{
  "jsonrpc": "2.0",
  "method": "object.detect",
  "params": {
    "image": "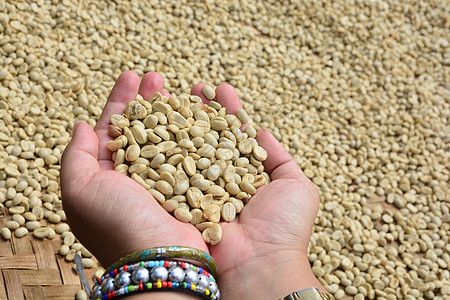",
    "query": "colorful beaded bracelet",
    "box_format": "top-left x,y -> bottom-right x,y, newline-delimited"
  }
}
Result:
104,246 -> 218,278
90,259 -> 220,300
99,259 -> 216,284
